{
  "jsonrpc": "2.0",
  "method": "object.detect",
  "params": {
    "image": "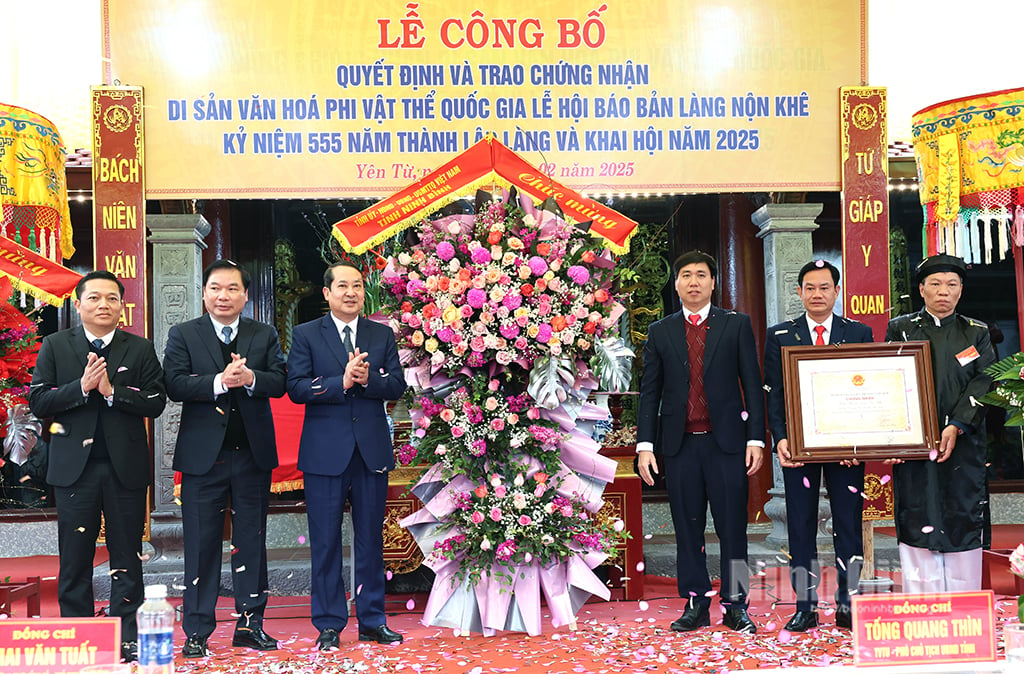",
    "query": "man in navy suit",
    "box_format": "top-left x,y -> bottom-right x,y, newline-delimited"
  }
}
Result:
163,260 -> 287,657
287,262 -> 406,649
30,271 -> 166,663
637,250 -> 765,634
763,260 -> 874,632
